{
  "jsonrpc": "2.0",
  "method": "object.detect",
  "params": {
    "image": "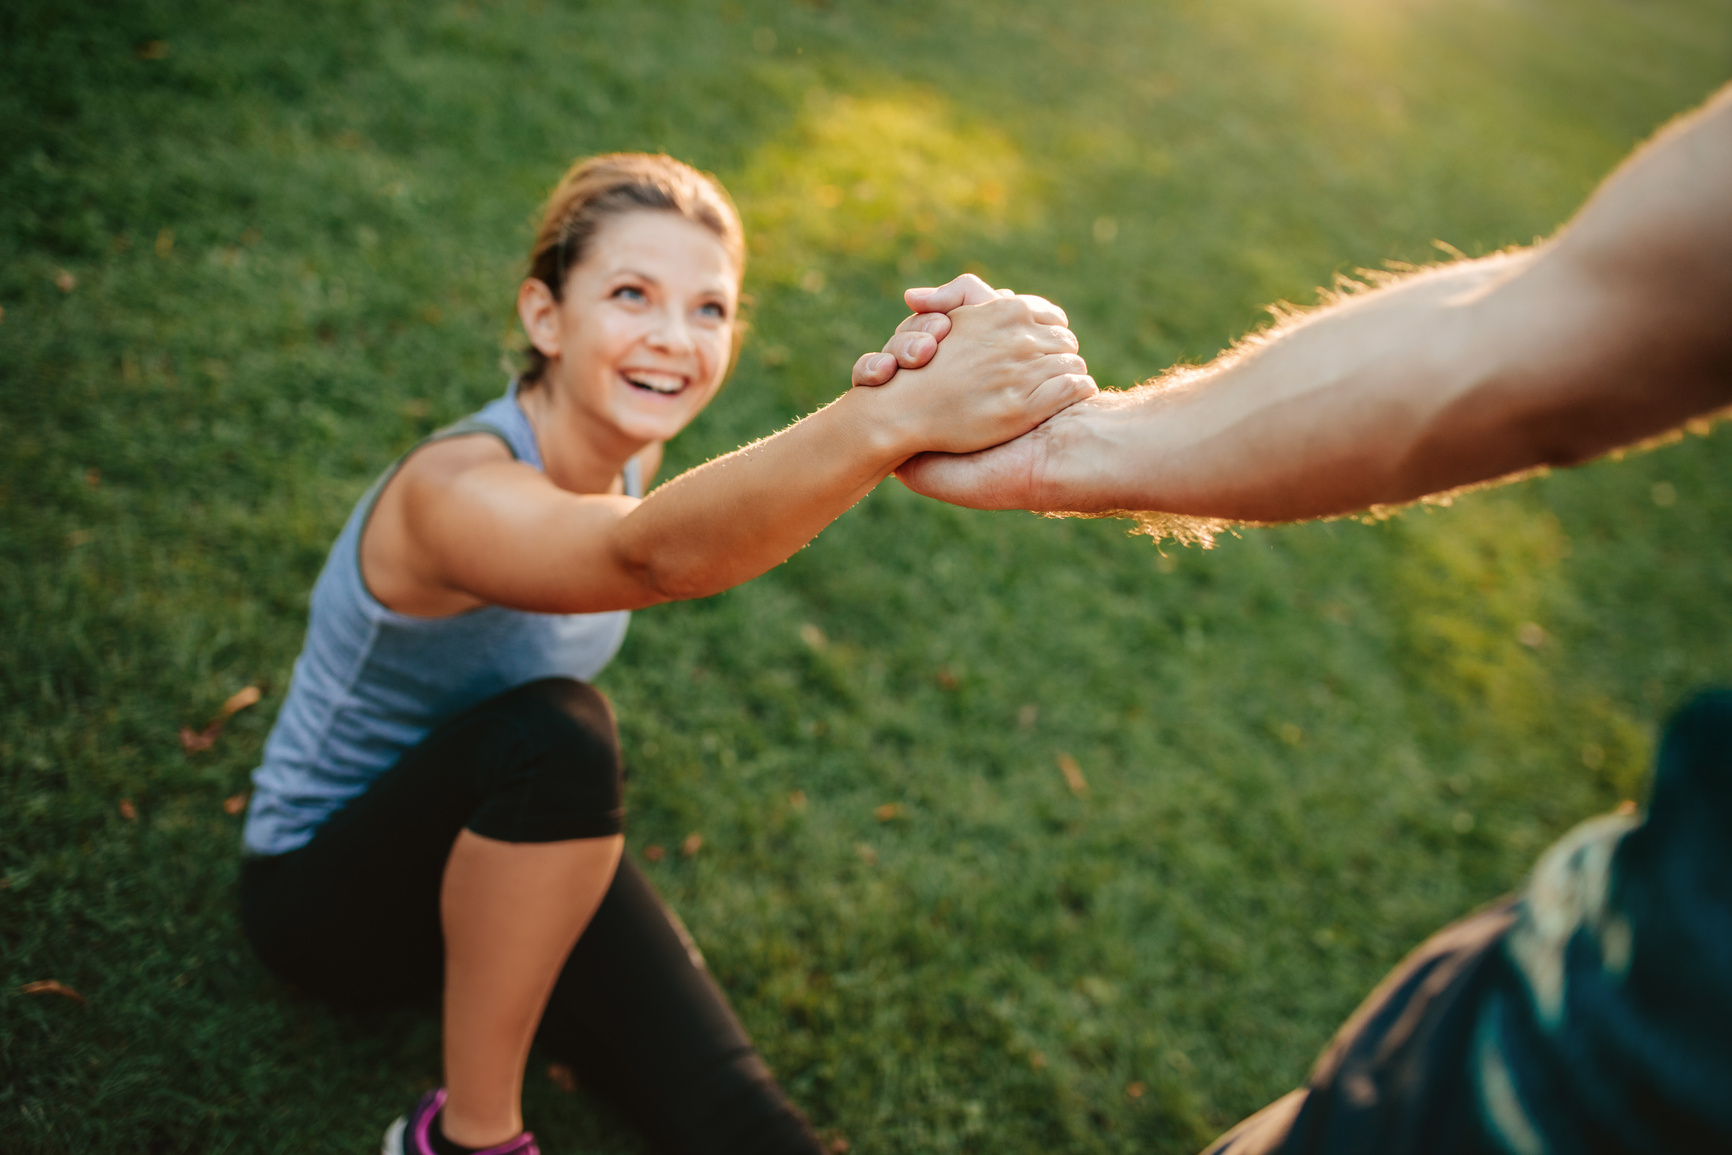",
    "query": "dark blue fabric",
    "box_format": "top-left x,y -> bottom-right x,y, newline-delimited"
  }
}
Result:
1205,689 -> 1732,1155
